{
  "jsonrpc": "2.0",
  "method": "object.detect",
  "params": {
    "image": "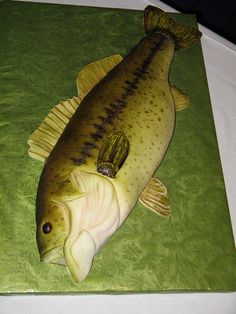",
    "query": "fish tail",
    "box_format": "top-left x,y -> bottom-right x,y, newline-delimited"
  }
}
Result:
144,6 -> 202,49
